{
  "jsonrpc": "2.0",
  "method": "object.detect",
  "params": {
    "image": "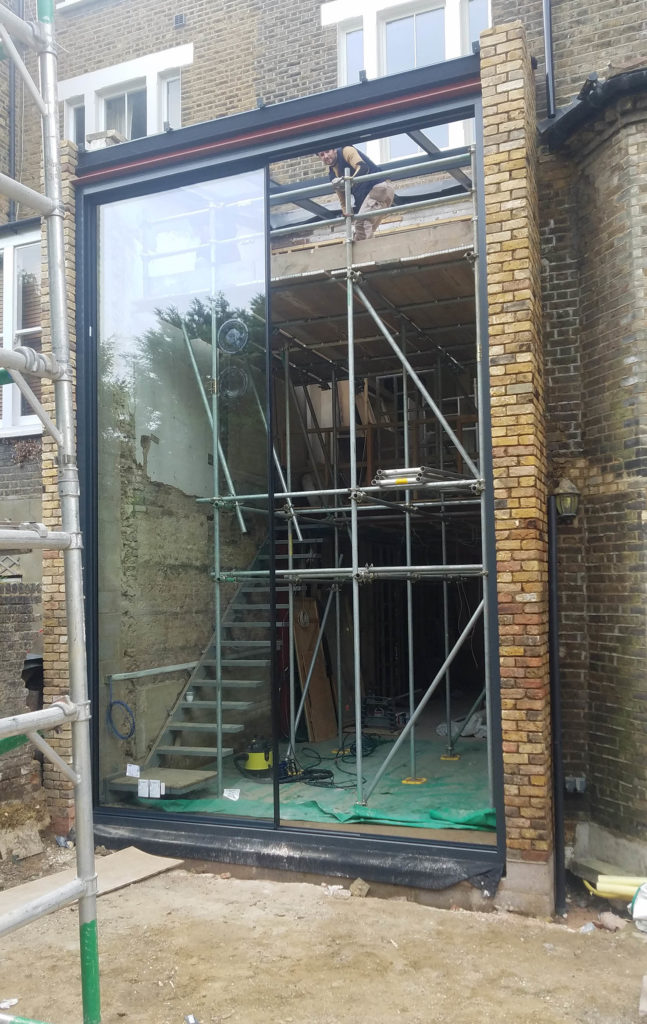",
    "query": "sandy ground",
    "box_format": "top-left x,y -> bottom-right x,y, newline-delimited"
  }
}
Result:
1,857 -> 646,1024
